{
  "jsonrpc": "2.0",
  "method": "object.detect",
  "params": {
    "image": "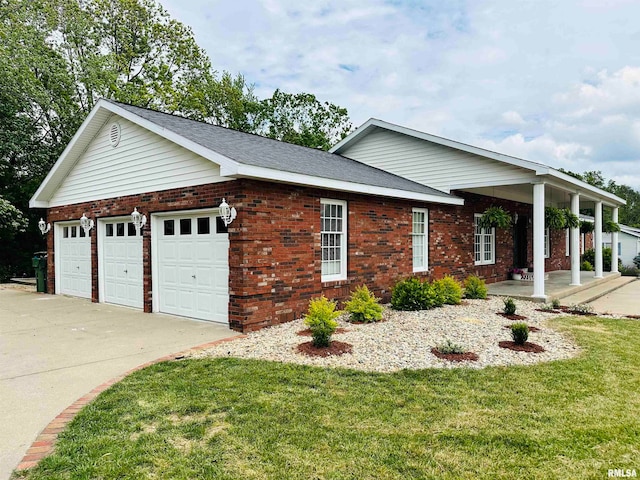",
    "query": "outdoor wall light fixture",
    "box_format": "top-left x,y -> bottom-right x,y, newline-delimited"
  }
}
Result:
38,218 -> 51,235
80,213 -> 94,235
219,198 -> 237,226
131,207 -> 147,234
